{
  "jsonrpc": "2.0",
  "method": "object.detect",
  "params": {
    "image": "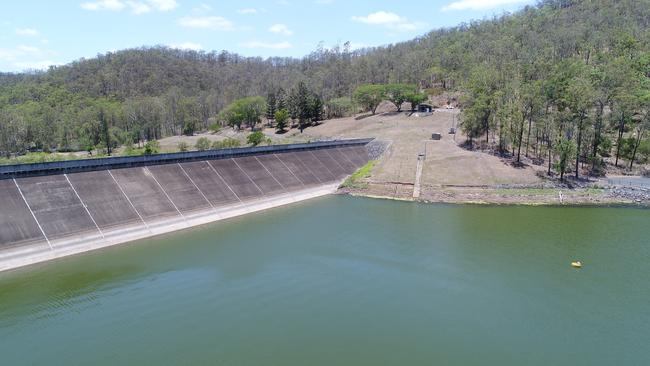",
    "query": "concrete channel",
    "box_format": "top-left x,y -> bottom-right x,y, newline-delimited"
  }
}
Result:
0,140 -> 372,272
